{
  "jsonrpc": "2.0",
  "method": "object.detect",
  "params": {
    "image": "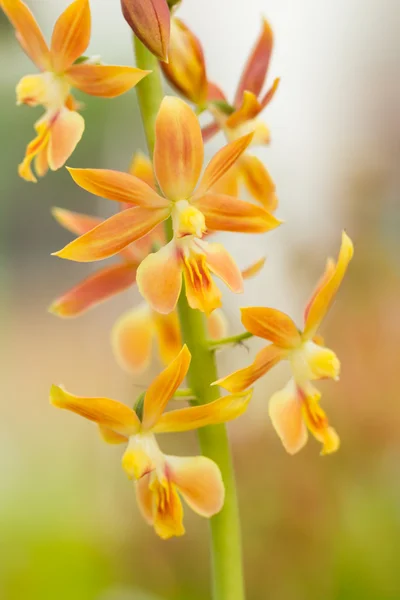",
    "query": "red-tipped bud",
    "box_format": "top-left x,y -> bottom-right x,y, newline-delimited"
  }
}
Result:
121,0 -> 170,62
161,17 -> 207,105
